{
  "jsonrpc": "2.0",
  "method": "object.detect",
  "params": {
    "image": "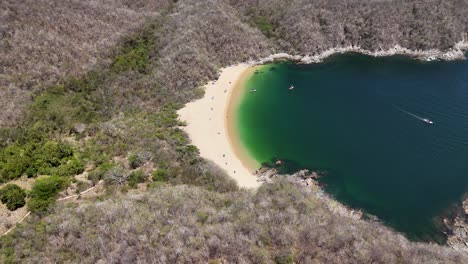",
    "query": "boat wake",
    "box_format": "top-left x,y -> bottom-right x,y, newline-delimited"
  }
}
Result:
395,106 -> 434,124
